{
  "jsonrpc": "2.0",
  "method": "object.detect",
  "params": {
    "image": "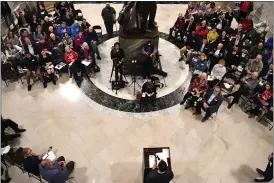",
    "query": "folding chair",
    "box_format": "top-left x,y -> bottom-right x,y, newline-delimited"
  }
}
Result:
92,25 -> 103,43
